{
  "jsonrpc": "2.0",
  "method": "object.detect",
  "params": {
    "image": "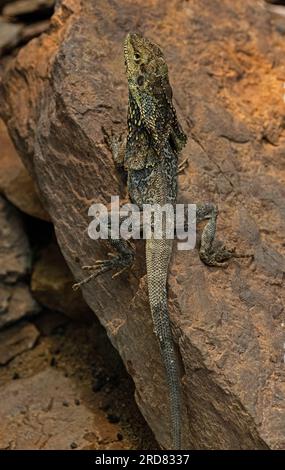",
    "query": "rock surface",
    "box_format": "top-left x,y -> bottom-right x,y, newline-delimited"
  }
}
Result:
0,321 -> 39,365
31,243 -> 94,321
0,0 -> 285,449
0,283 -> 39,329
0,119 -> 49,220
0,314 -> 156,450
0,367 -> 130,449
0,195 -> 40,327
0,195 -> 30,282
2,0 -> 54,17
0,18 -> 22,54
